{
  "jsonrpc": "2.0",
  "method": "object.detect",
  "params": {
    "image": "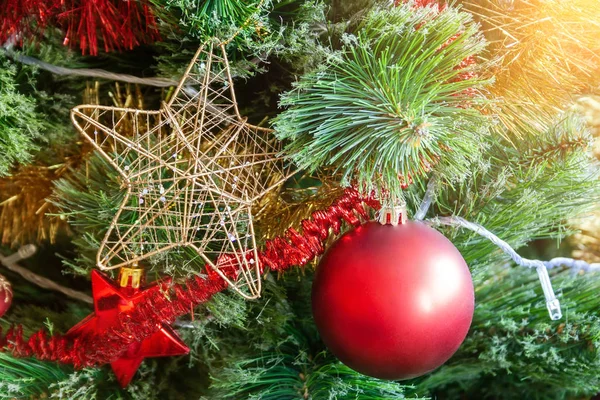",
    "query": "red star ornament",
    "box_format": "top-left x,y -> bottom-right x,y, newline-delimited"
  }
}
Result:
68,270 -> 189,387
